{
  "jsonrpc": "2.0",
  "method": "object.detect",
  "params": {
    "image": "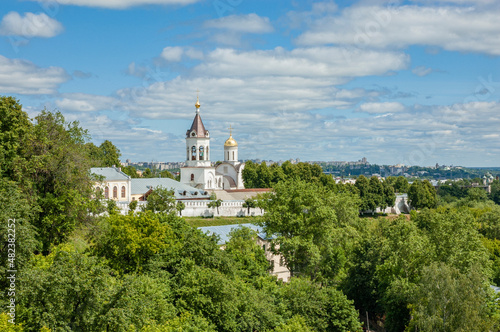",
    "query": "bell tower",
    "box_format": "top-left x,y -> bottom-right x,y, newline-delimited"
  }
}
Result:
185,94 -> 211,167
224,125 -> 238,165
